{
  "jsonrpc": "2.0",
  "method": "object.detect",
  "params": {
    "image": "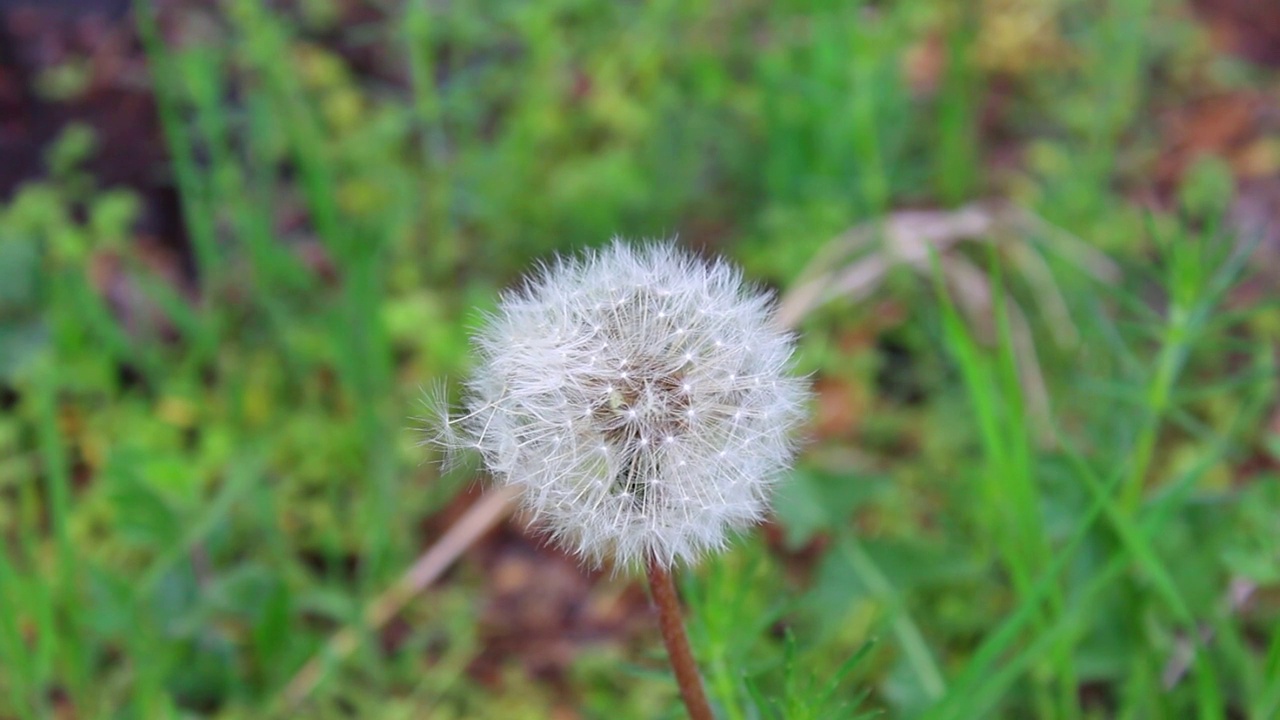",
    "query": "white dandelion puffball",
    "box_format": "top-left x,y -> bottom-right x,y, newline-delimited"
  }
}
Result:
436,241 -> 809,568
